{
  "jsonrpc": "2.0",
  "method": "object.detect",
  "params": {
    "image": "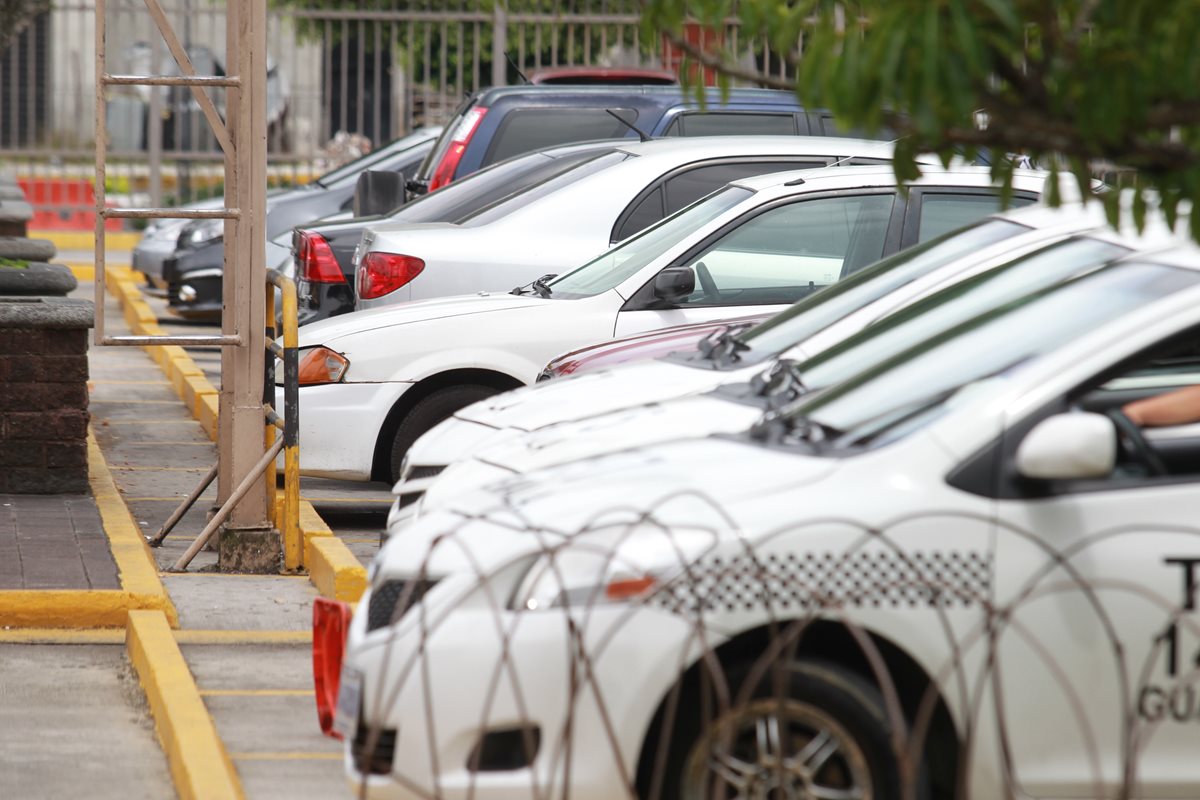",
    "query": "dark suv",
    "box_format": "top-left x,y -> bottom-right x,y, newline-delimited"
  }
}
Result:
409,85 -> 856,195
